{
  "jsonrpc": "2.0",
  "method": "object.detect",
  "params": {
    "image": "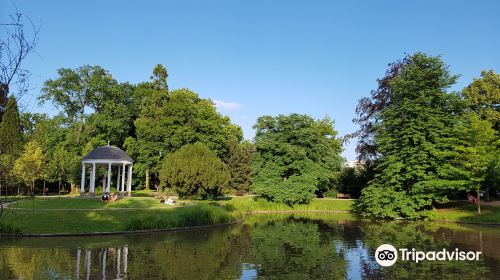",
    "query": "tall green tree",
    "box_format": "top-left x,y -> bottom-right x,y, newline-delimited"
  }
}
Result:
453,114 -> 496,213
13,140 -> 45,194
225,139 -> 256,194
462,70 -> 500,132
46,145 -> 78,196
150,64 -> 168,91
356,53 -> 468,218
0,97 -> 23,194
160,142 -> 230,199
0,97 -> 23,155
125,66 -> 241,191
39,65 -> 119,118
252,114 -> 343,205
39,65 -> 120,137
